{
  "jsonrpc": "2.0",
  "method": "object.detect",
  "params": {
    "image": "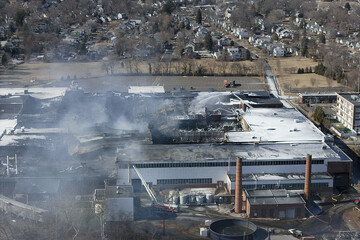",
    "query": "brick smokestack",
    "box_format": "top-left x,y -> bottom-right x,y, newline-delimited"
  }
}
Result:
235,157 -> 242,213
304,154 -> 312,204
